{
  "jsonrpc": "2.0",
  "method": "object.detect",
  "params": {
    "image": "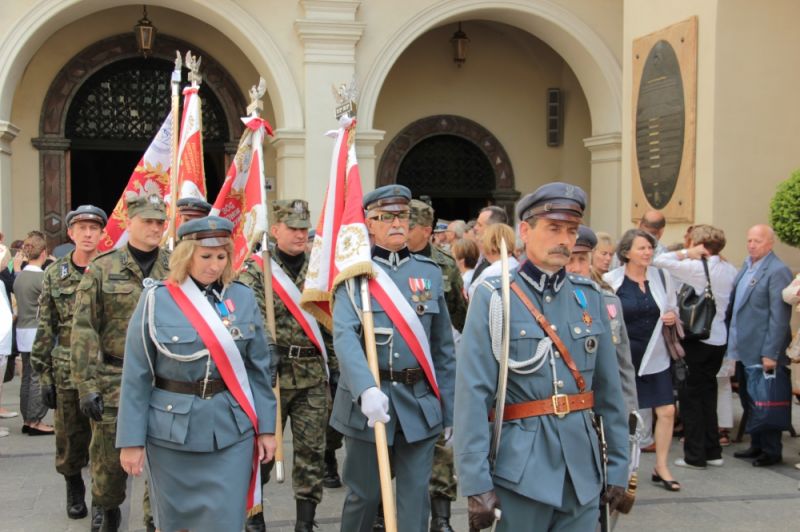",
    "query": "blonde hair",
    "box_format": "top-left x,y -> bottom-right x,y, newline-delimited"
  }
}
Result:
168,240 -> 235,286
689,224 -> 726,255
595,231 -> 614,249
482,223 -> 516,257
